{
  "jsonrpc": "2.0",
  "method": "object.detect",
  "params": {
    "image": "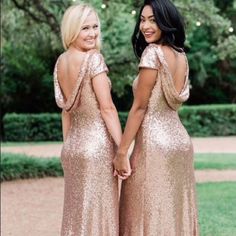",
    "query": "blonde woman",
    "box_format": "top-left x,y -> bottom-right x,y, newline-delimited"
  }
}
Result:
53,3 -> 121,235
